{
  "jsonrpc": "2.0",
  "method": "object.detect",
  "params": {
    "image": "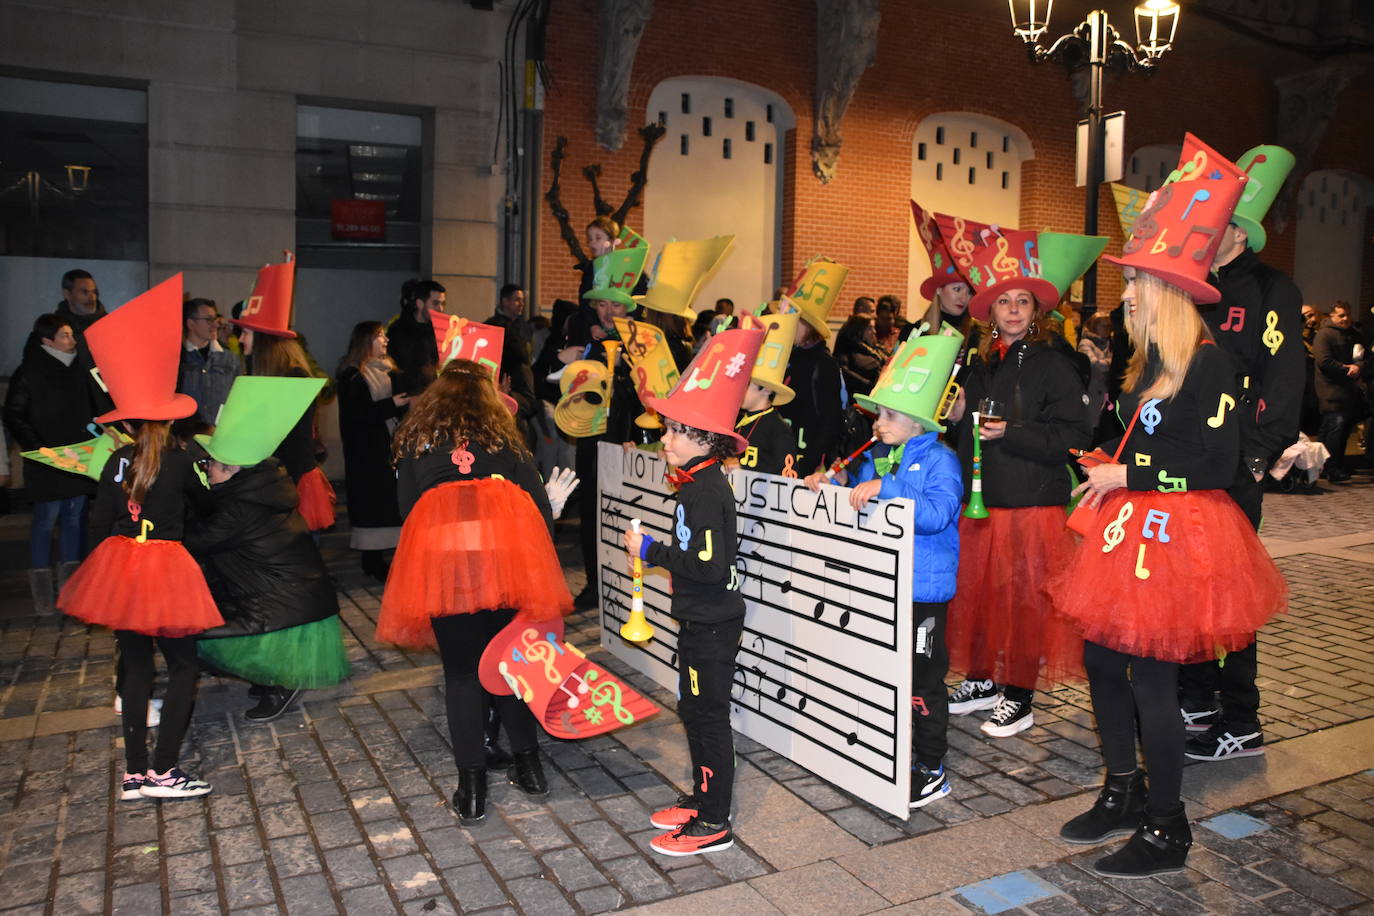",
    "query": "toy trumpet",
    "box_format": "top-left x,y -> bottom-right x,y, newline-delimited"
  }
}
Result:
620,519 -> 656,643
963,411 -> 990,519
